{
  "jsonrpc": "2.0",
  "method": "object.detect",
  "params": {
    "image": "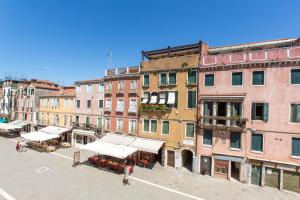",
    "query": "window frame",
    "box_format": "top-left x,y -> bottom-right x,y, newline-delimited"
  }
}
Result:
116,98 -> 124,111
161,120 -> 170,135
186,90 -> 197,109
291,68 -> 300,85
204,73 -> 215,87
290,103 -> 300,123
128,119 -> 137,134
251,102 -> 269,122
185,122 -> 196,139
187,69 -> 197,84
231,71 -> 243,86
230,131 -> 241,150
116,118 -> 124,132
143,119 -> 157,133
292,137 -> 300,158
203,129 -> 213,146
251,132 -> 264,153
252,70 -> 265,86
143,74 -> 150,86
